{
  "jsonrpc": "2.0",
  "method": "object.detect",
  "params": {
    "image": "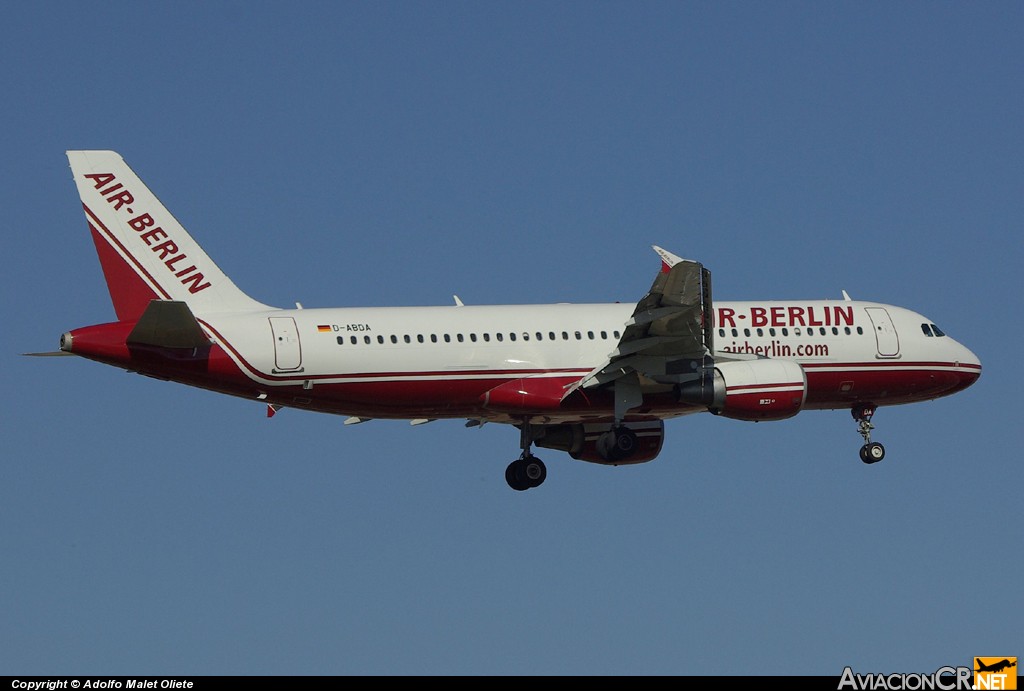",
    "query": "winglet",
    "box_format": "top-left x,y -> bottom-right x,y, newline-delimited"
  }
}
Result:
653,245 -> 686,273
